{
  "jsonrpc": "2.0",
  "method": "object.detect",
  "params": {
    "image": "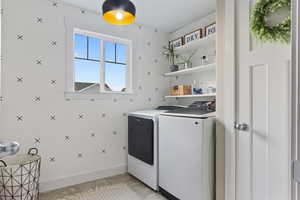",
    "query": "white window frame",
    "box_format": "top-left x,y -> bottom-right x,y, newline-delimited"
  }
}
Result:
66,24 -> 133,96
